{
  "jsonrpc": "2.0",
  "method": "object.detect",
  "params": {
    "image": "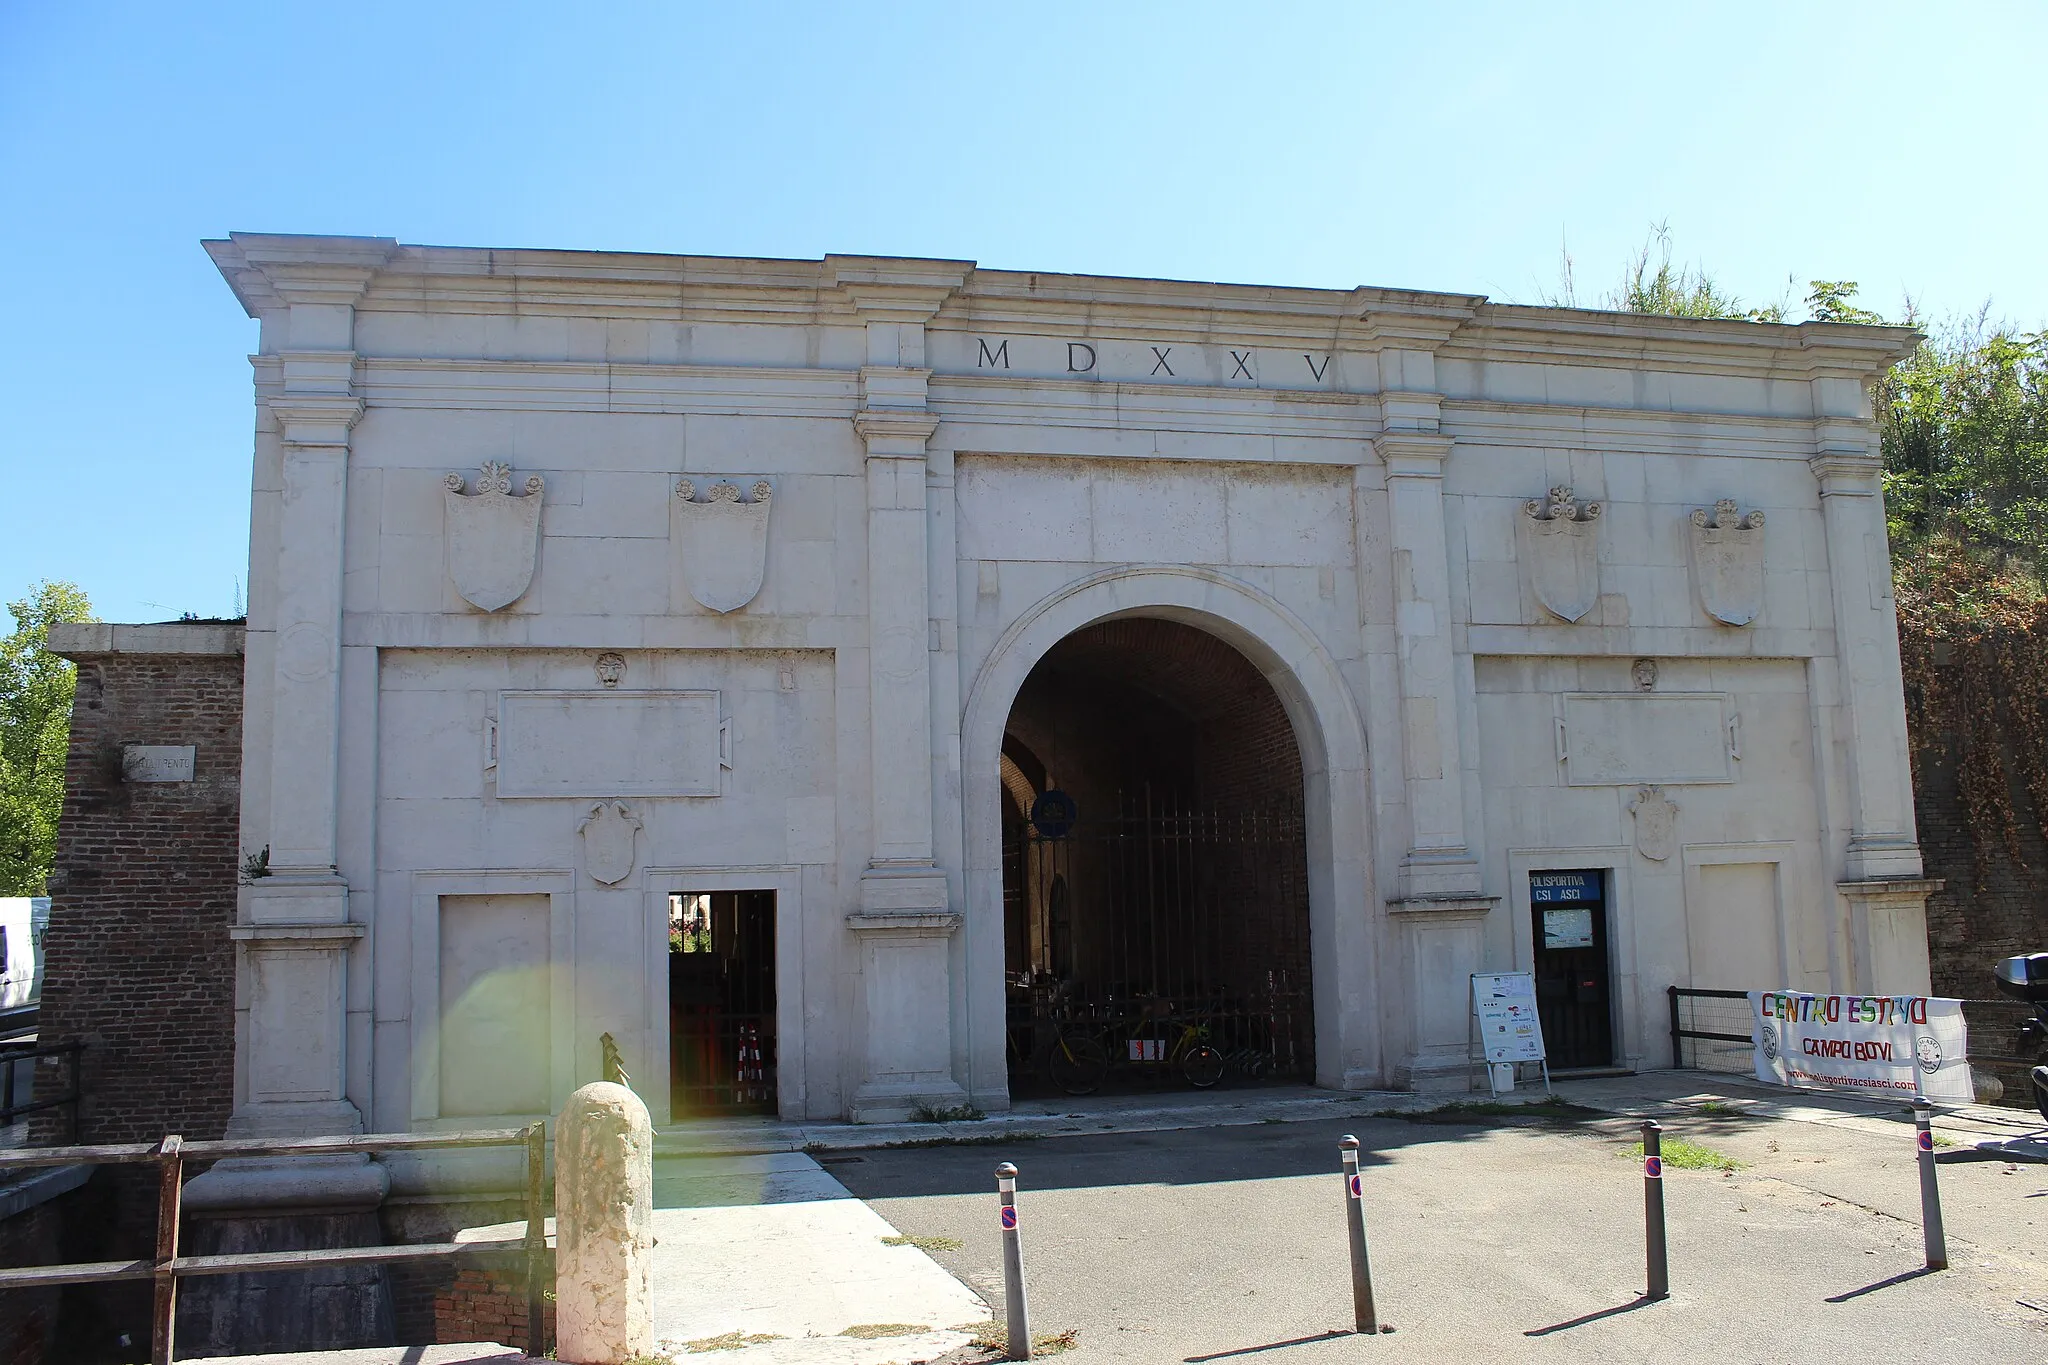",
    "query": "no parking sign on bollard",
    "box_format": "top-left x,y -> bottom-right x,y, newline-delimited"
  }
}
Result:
996,1162 -> 1031,1361
1338,1135 -> 1388,1335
